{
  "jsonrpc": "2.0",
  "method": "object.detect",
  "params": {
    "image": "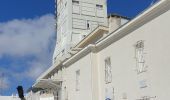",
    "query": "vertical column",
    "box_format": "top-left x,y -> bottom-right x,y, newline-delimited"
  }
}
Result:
90,52 -> 101,100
